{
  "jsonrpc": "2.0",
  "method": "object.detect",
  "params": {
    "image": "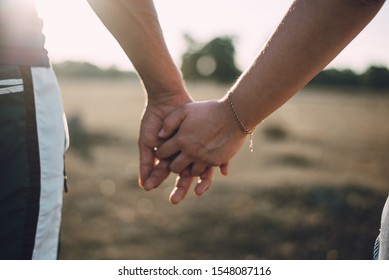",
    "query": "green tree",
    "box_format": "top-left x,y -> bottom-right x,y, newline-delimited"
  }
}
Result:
181,35 -> 241,83
311,68 -> 359,87
361,66 -> 389,89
